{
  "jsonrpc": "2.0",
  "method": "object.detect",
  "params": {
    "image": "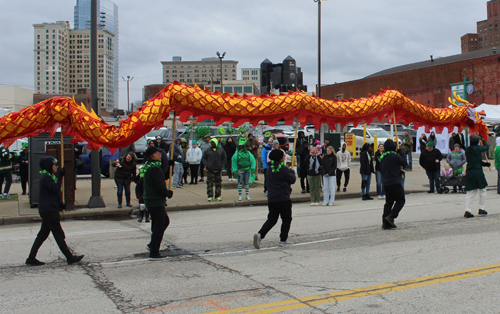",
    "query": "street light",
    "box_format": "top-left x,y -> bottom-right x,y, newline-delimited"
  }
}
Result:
216,51 -> 226,92
121,75 -> 134,113
314,0 -> 327,142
